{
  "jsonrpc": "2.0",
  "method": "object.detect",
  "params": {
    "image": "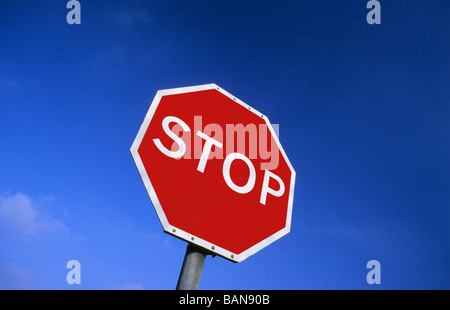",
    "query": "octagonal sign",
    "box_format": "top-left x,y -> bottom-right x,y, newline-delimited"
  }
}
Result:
131,84 -> 295,262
